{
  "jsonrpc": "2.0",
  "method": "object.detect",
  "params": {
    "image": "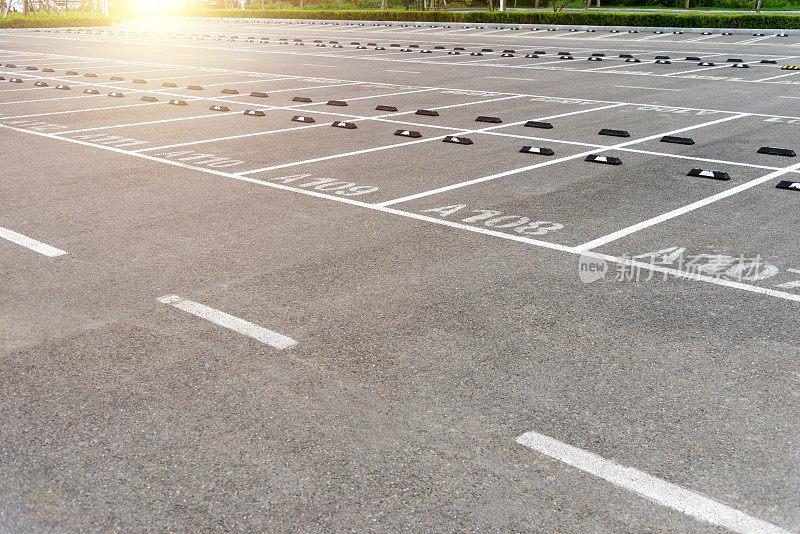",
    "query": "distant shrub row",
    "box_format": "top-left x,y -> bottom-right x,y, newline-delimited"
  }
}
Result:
168,8 -> 800,28
0,12 -> 112,28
